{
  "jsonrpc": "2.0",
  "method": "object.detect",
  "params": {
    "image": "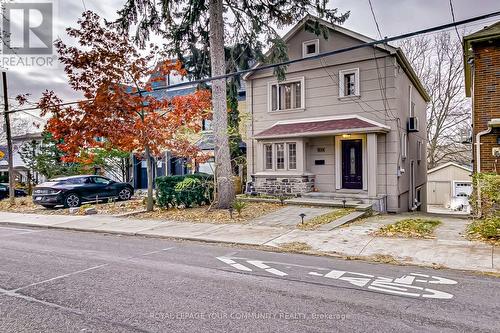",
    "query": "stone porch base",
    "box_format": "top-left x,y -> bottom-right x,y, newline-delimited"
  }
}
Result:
251,174 -> 315,196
